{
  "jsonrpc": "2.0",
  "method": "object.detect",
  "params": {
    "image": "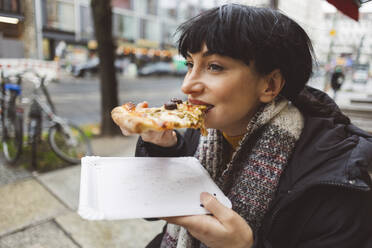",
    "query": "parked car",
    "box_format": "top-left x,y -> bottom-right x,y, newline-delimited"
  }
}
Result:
138,62 -> 187,77
353,64 -> 369,84
72,58 -> 124,77
138,62 -> 173,76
